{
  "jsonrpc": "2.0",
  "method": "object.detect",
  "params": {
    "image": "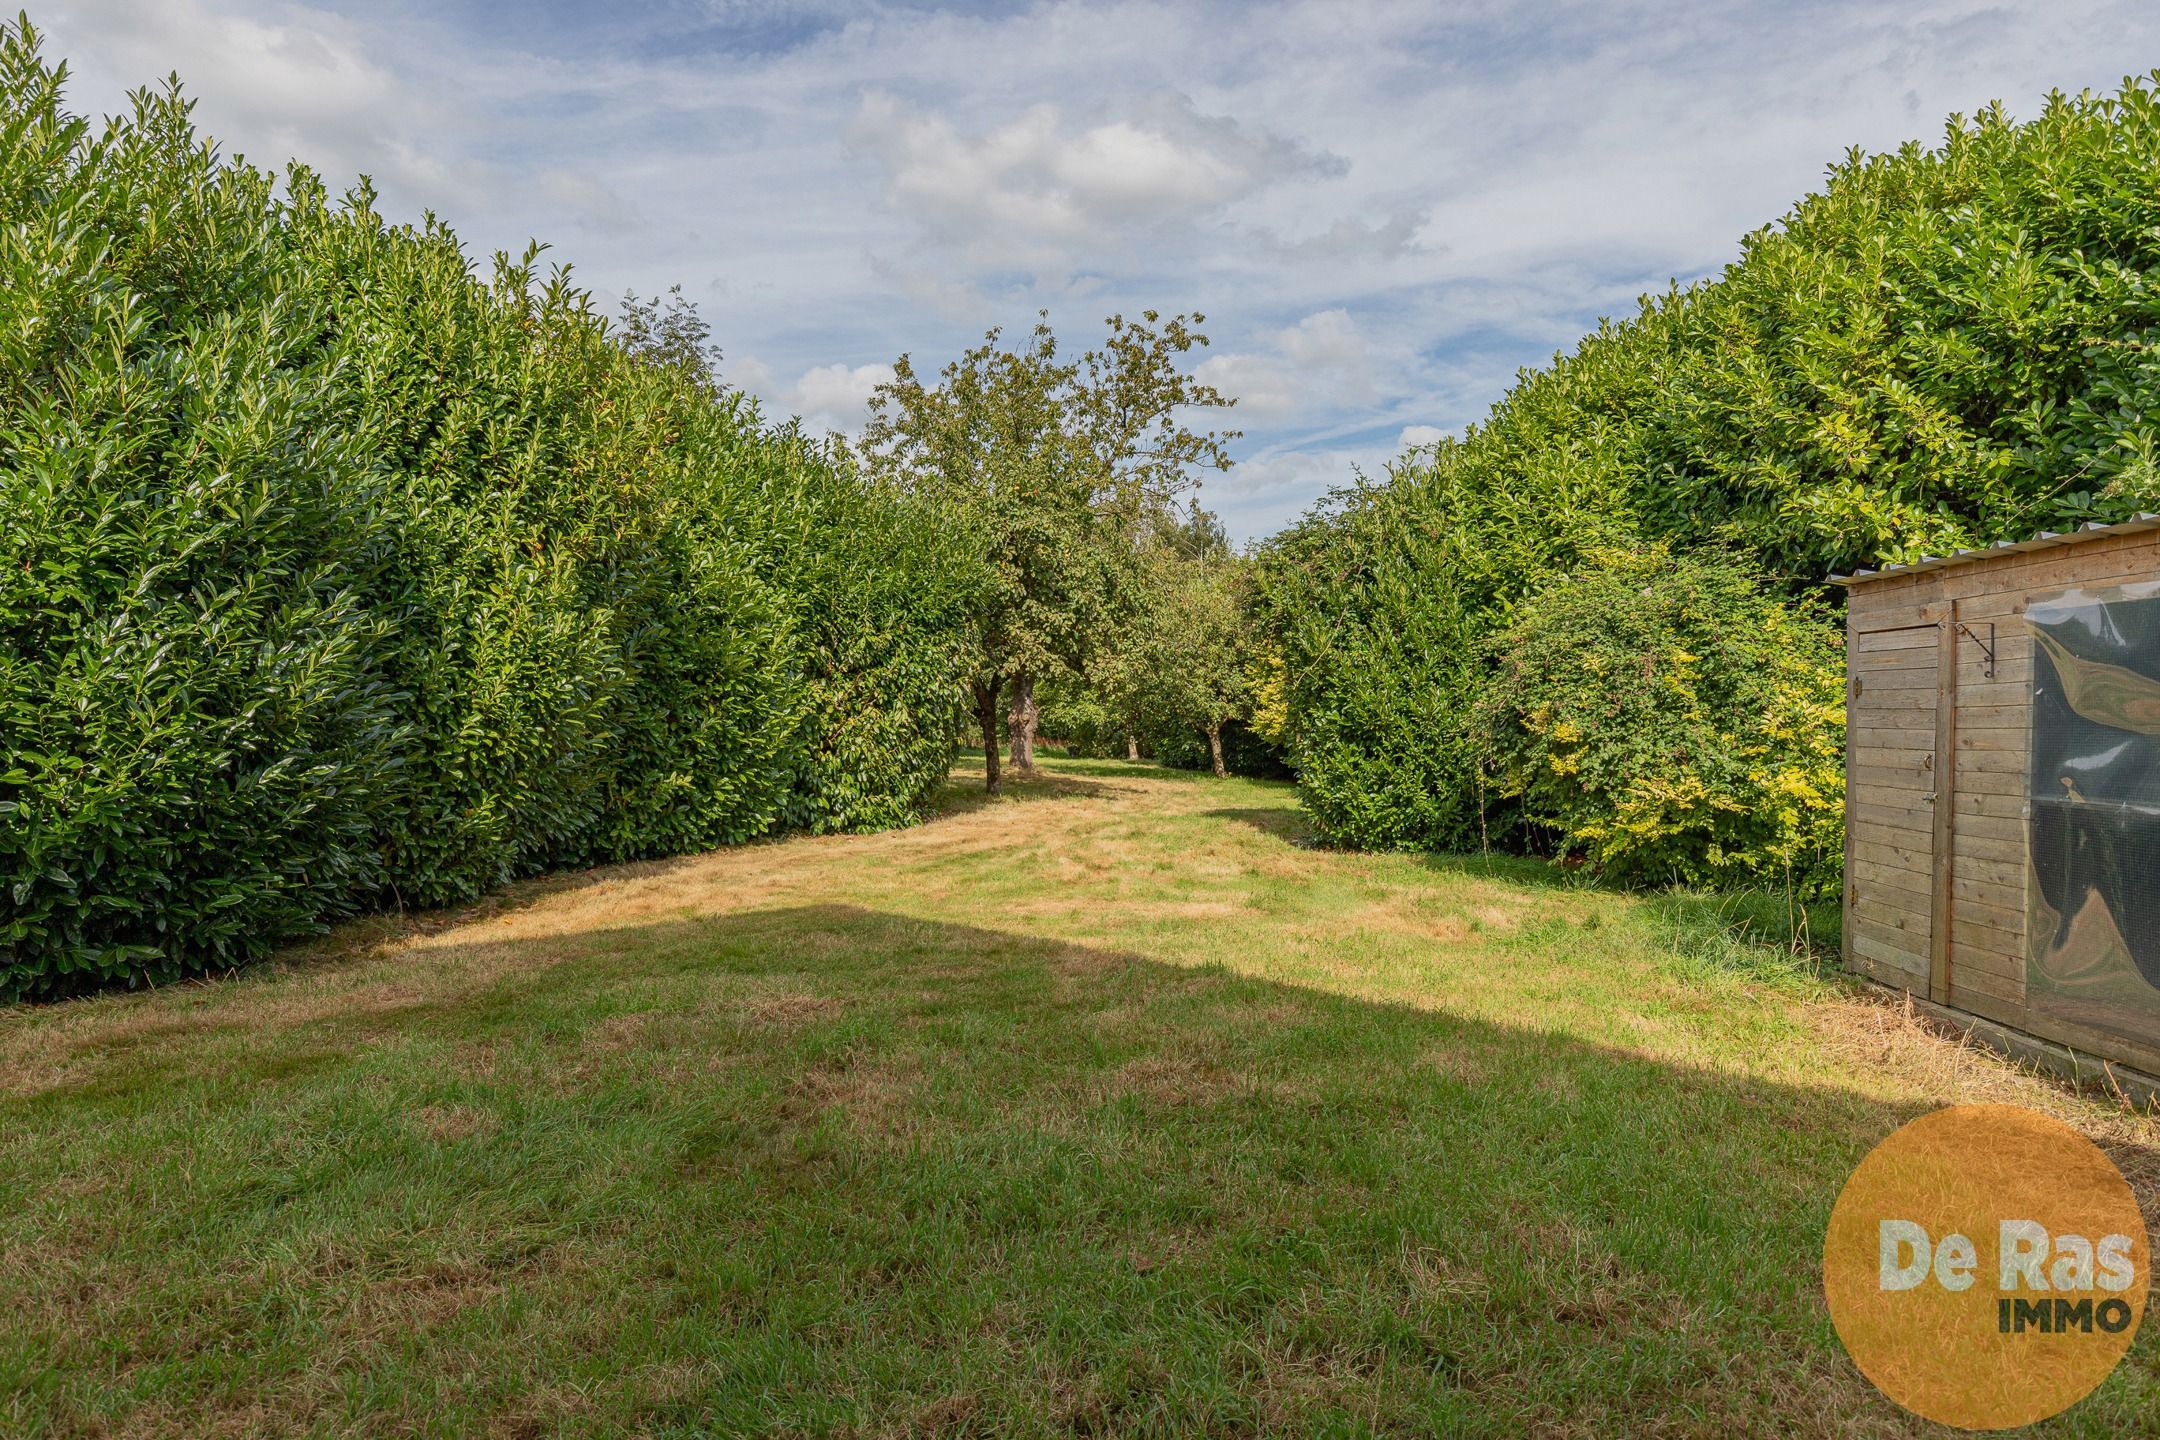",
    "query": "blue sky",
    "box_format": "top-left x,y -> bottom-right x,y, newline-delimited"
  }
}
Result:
39,0 -> 2160,541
